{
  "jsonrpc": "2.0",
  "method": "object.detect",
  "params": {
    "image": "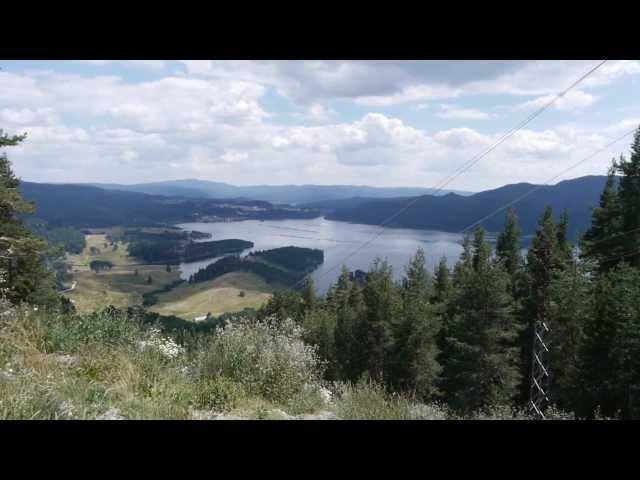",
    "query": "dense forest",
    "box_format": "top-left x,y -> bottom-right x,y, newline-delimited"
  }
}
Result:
19,182 -> 321,228
189,246 -> 324,287
323,175 -> 611,239
88,179 -> 471,204
251,132 -> 640,419
116,228 -> 253,264
25,218 -> 87,254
